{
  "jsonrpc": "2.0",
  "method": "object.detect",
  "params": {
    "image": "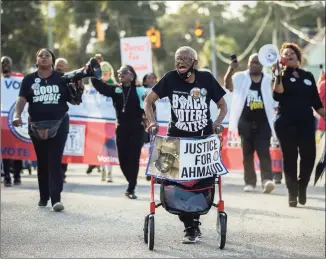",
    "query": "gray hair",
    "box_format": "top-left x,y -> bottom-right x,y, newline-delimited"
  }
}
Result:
175,46 -> 198,60
248,53 -> 258,62
55,57 -> 68,66
1,56 -> 12,64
